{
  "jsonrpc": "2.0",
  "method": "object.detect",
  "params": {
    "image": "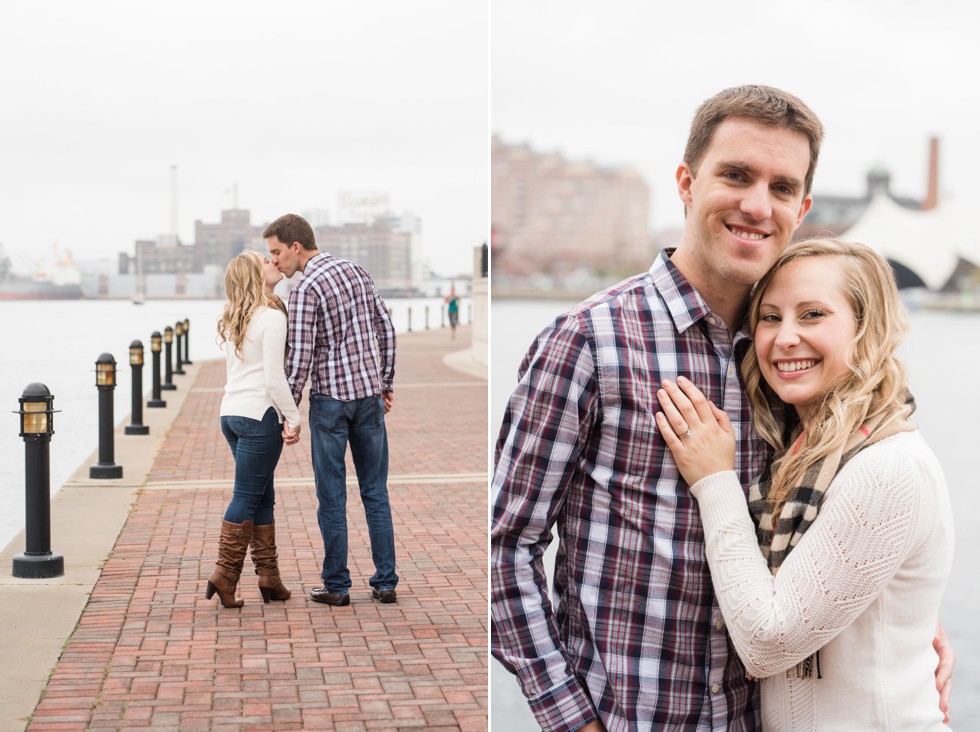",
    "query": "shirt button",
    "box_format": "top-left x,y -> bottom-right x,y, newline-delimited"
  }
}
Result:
727,364 -> 735,377
711,683 -> 721,694
715,619 -> 724,630
707,316 -> 717,326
